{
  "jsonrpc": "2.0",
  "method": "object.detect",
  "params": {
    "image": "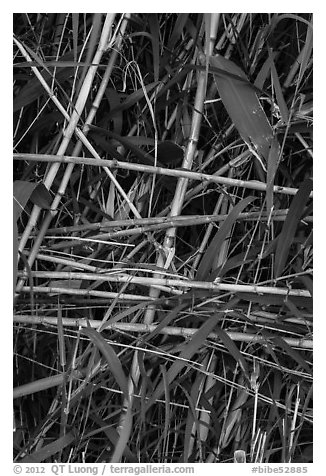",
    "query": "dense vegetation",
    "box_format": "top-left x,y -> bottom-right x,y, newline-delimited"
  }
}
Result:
13,13 -> 313,463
